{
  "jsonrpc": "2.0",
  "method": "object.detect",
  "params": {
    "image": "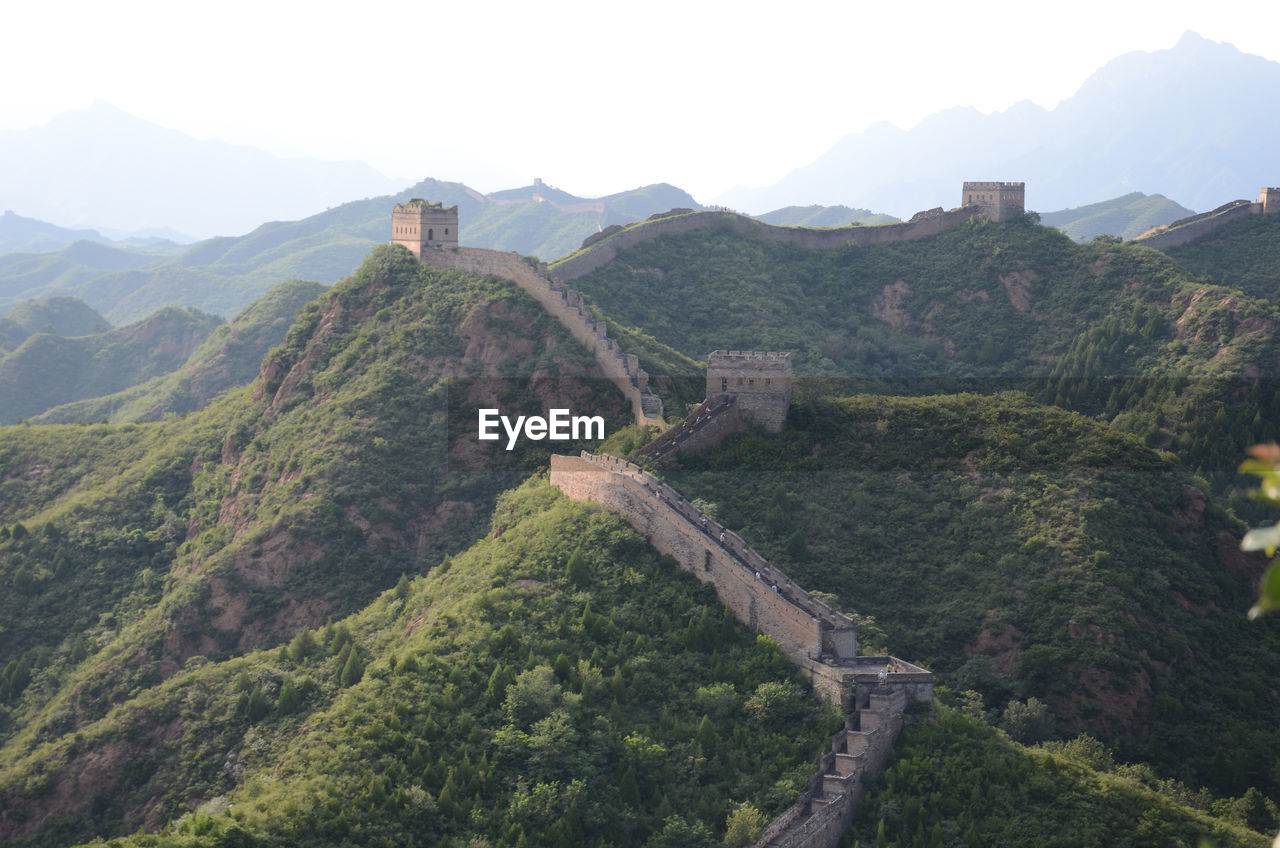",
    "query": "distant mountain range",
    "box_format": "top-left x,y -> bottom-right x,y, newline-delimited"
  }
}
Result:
0,102 -> 407,238
719,32 -> 1280,217
0,178 -> 703,323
